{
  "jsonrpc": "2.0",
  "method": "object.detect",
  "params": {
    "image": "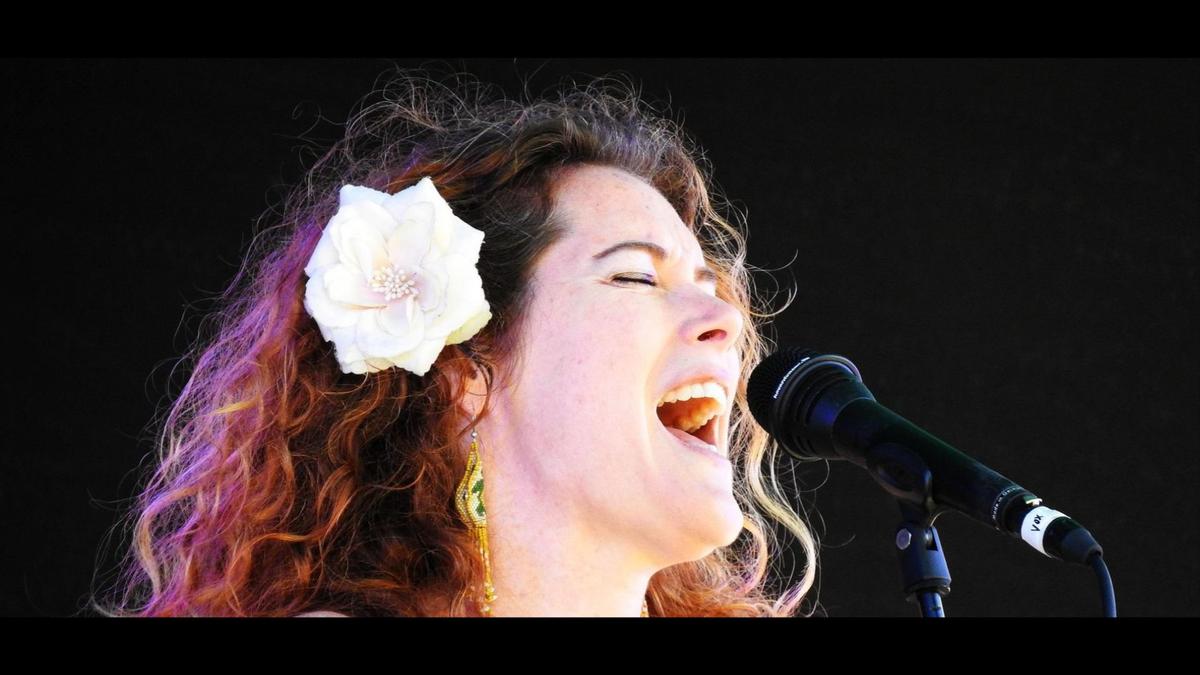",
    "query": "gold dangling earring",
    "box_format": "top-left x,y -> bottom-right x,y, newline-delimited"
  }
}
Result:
455,427 -> 496,616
